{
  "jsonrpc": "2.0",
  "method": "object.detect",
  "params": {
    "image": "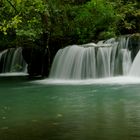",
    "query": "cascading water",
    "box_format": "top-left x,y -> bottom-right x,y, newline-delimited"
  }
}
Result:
49,36 -> 133,80
129,50 -> 140,77
0,47 -> 27,74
